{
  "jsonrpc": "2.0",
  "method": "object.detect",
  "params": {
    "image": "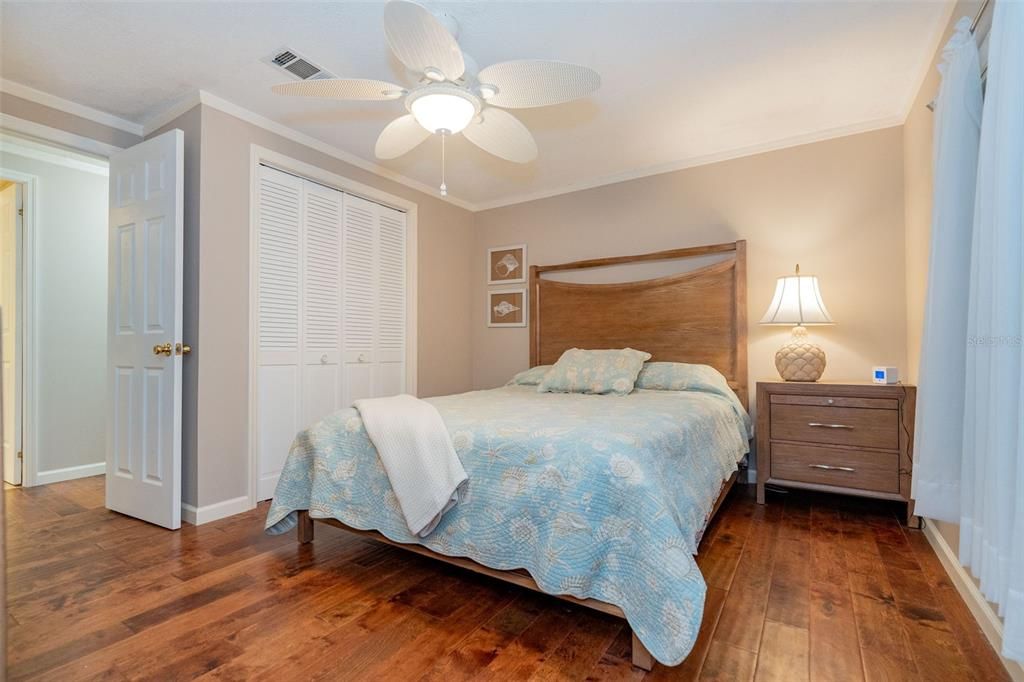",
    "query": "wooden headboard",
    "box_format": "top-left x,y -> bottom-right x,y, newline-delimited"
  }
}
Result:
529,240 -> 748,409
